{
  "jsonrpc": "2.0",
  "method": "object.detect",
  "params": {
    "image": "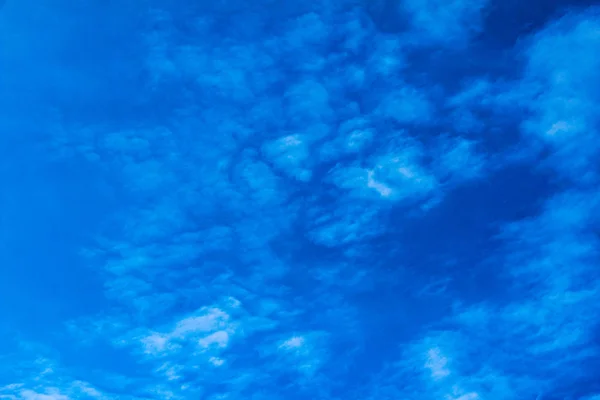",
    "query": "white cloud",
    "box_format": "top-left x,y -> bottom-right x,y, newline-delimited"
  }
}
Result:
209,357 -> 225,367
450,391 -> 479,400
369,152 -> 438,202
279,336 -> 305,351
140,307 -> 234,357
425,348 -> 451,380
433,136 -> 486,183
19,390 -> 69,400
285,79 -> 332,125
367,170 -> 394,198
262,134 -> 313,182
402,0 -> 489,46
376,87 -> 433,124
172,308 -> 230,338
198,331 -> 230,349
142,333 -> 171,355
521,11 -> 600,182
